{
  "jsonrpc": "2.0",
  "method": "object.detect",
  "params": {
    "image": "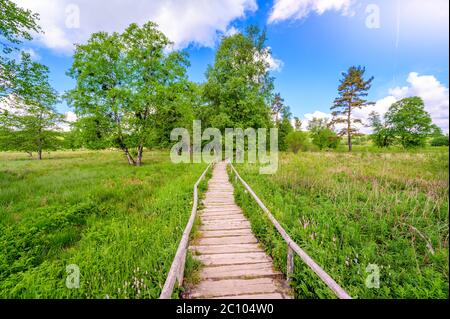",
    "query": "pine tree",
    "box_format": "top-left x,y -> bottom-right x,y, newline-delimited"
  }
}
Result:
331,66 -> 374,152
